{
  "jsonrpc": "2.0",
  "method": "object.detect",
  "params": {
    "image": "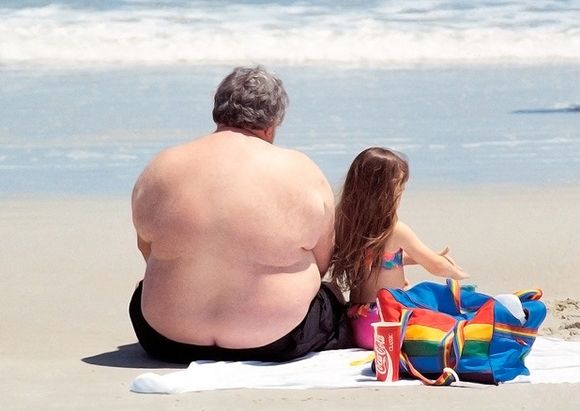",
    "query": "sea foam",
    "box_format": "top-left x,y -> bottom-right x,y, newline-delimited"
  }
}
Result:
1,2 -> 579,68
